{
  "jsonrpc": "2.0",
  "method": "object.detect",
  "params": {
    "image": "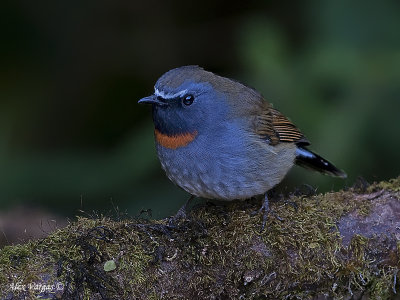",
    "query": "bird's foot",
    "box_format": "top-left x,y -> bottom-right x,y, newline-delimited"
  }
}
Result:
259,194 -> 269,232
251,194 -> 283,232
168,195 -> 195,227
